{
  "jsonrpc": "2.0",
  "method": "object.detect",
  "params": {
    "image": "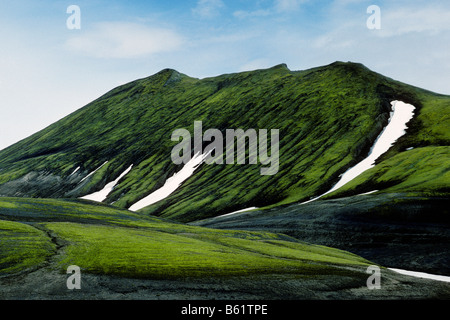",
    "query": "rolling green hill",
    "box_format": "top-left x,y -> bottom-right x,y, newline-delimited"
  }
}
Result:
2,197 -> 450,300
0,197 -> 372,278
0,61 -> 448,223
